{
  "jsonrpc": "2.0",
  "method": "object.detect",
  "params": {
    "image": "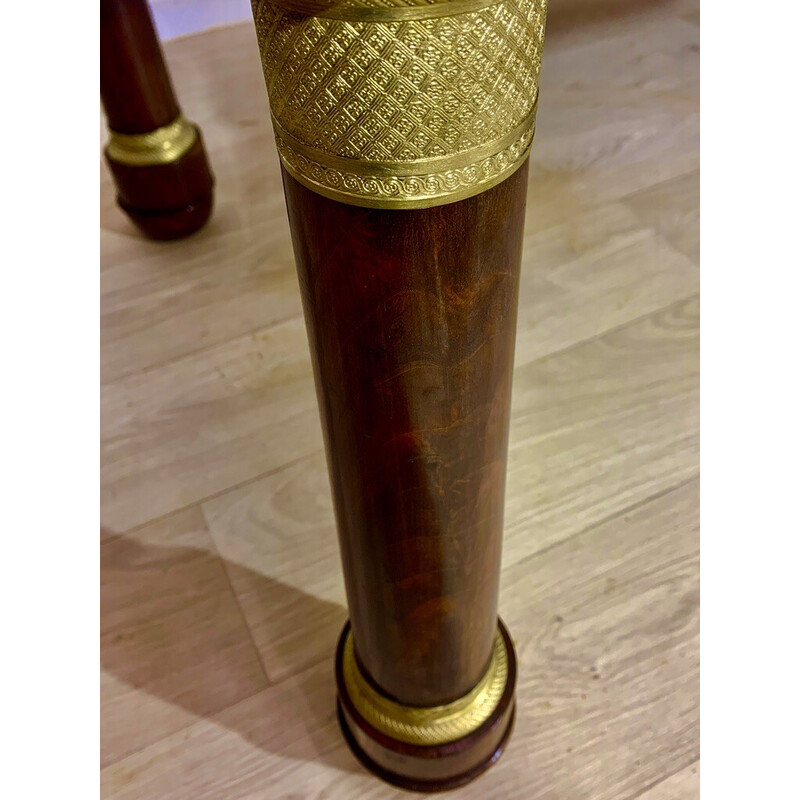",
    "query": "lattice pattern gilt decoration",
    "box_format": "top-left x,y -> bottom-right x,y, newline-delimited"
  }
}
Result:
251,0 -> 548,208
